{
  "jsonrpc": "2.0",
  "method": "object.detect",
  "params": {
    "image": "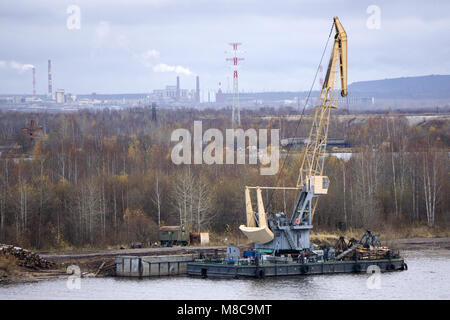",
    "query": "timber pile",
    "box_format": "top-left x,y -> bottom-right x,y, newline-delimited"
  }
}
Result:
355,247 -> 390,260
334,232 -> 400,261
0,244 -> 55,269
335,243 -> 361,261
98,261 -> 116,276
